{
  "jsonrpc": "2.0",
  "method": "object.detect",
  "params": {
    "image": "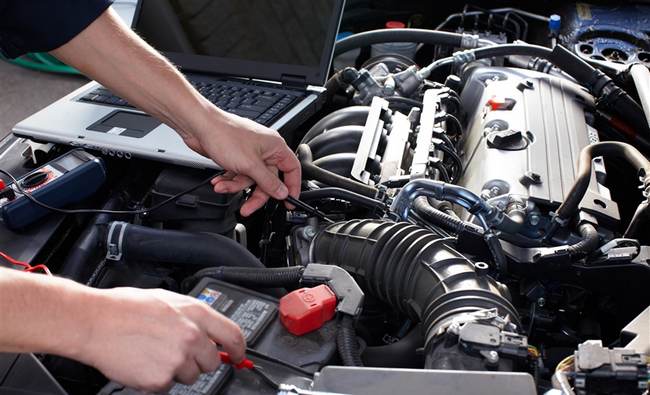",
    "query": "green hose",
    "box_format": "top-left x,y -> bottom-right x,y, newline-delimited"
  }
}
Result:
1,52 -> 80,75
